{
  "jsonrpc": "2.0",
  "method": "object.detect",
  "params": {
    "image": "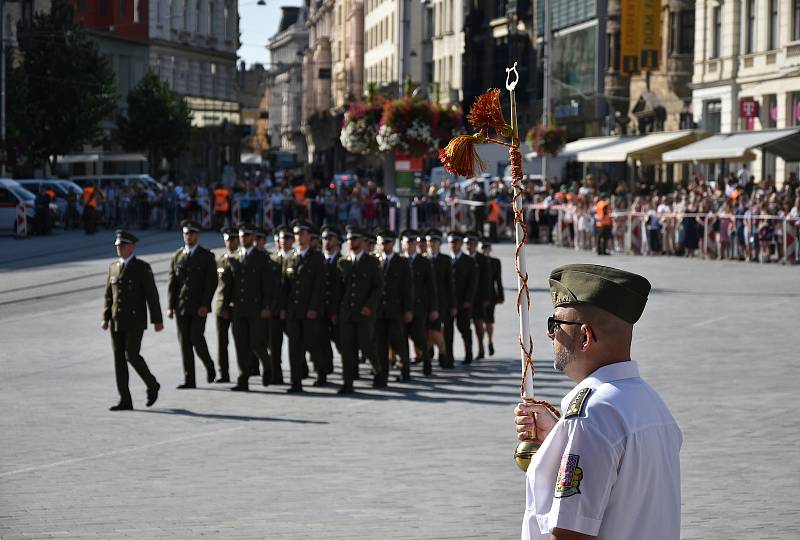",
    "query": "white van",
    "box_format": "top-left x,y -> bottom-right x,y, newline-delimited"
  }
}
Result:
0,179 -> 36,232
71,174 -> 163,193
